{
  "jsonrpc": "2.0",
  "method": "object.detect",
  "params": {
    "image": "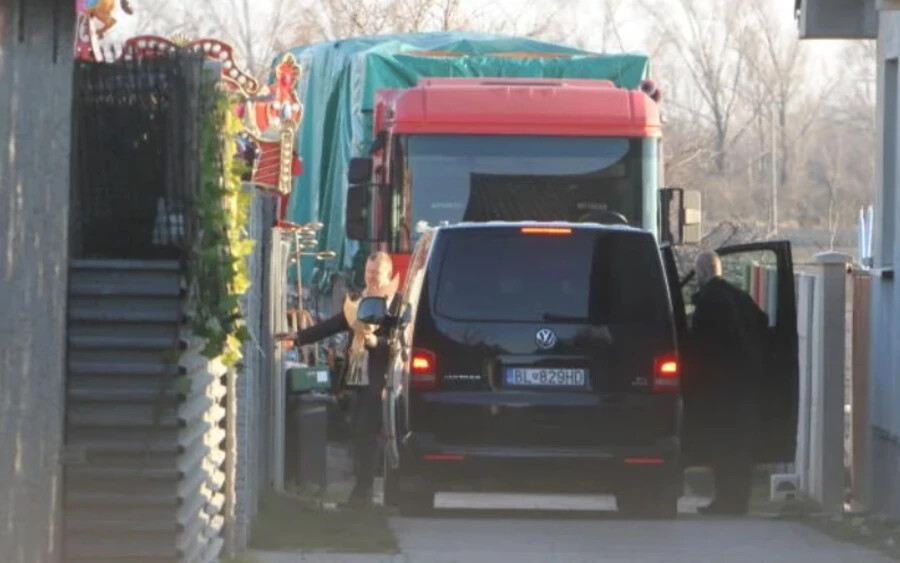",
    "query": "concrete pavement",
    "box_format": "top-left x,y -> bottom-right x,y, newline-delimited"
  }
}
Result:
250,493 -> 893,563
